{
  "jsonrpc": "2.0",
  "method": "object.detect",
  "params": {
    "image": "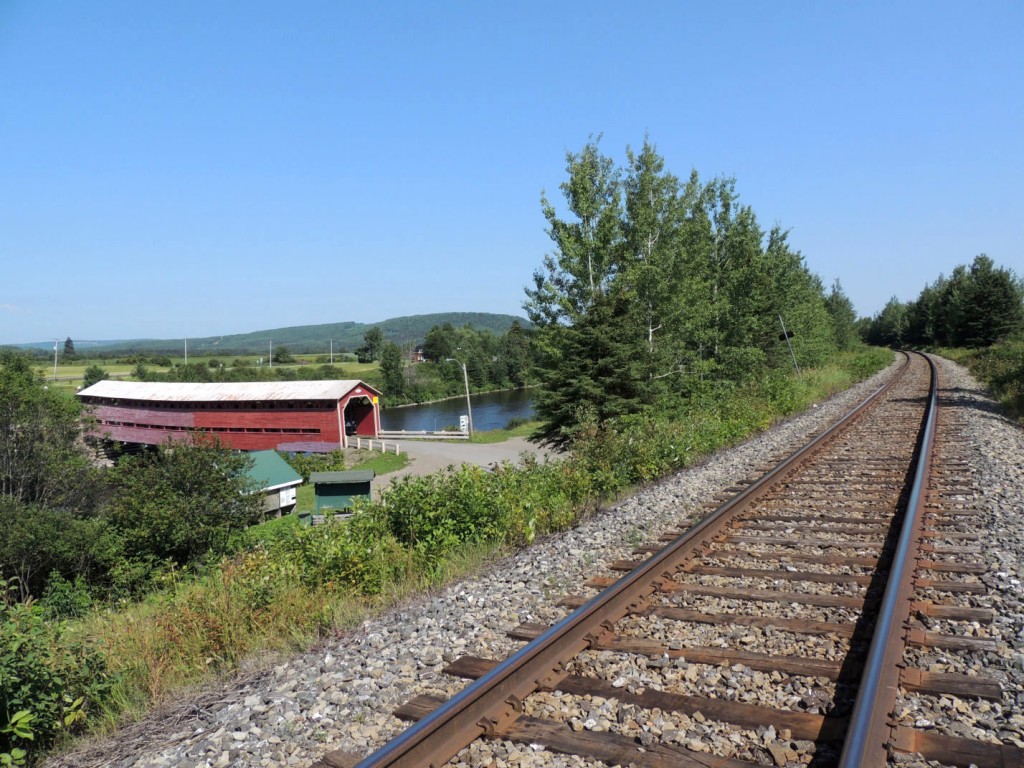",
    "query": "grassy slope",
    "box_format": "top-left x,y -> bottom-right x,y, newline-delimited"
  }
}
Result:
469,420 -> 540,444
54,346 -> 891,753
